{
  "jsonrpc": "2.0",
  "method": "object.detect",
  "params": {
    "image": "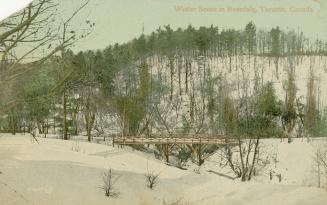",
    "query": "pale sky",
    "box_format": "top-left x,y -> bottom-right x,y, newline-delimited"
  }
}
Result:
1,0 -> 327,52
0,0 -> 32,21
